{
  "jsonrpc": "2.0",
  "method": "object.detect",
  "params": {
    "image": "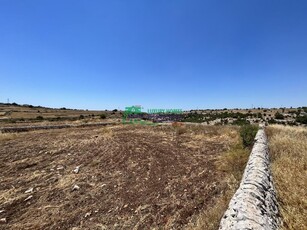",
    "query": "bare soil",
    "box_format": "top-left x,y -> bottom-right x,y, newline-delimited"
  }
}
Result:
0,124 -> 237,229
